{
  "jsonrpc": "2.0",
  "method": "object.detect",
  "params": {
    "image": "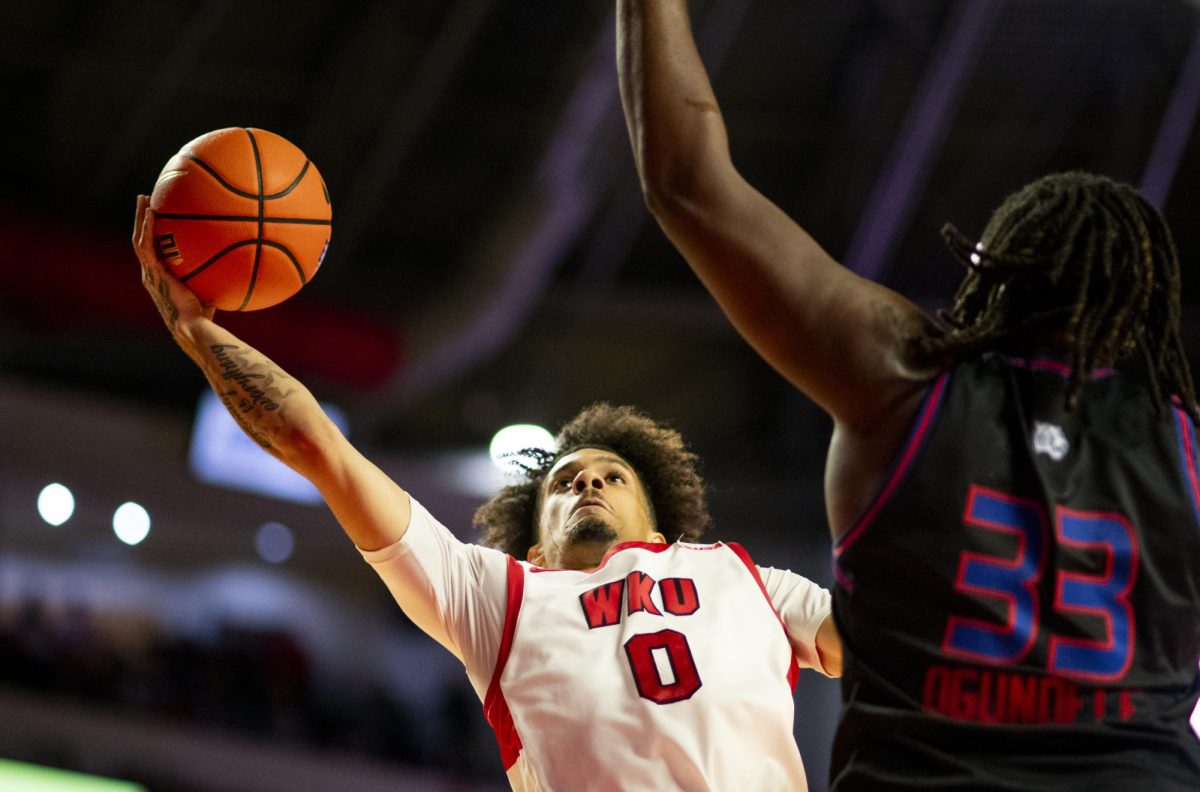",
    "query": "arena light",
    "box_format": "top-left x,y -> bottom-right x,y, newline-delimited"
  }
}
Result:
488,423 -> 556,472
37,483 -> 75,526
112,502 -> 151,546
1193,678 -> 1199,738
189,390 -> 348,505
255,521 -> 295,565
